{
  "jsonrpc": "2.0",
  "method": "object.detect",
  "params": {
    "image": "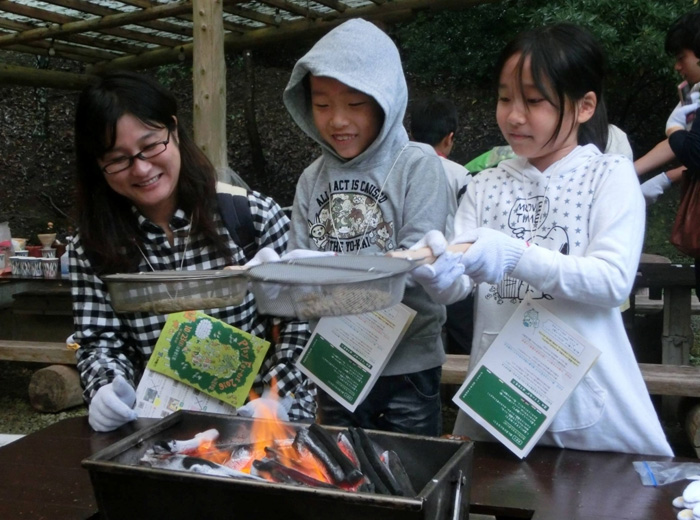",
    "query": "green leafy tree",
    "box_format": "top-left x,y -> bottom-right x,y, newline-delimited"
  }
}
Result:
396,0 -> 693,130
